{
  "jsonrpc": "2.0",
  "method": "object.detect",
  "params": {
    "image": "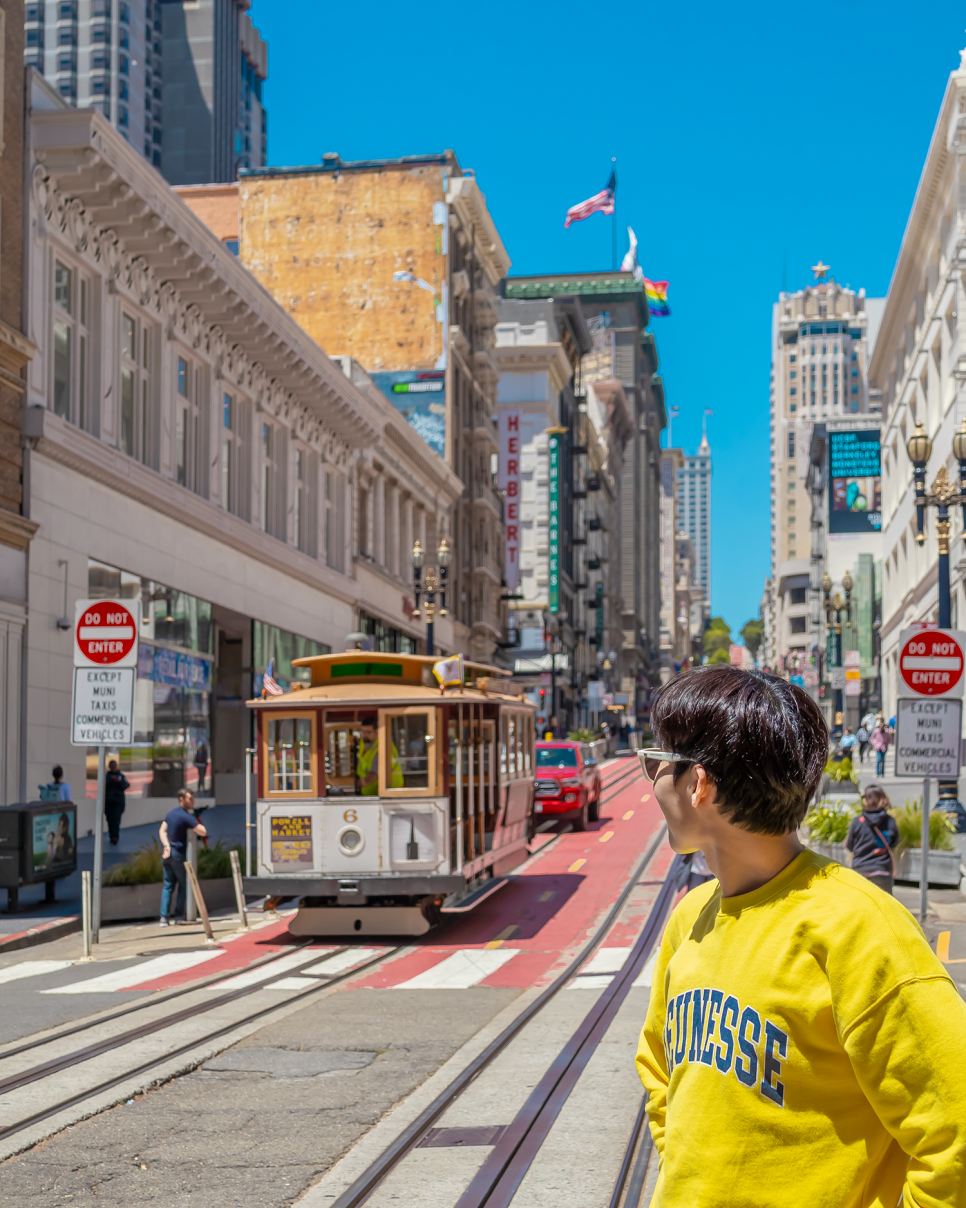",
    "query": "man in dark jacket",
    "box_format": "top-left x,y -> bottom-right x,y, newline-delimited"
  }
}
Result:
846,784 -> 899,894
104,760 -> 129,846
